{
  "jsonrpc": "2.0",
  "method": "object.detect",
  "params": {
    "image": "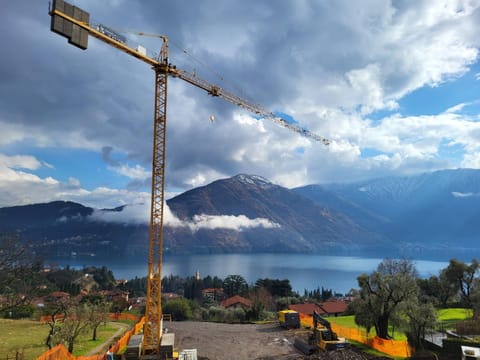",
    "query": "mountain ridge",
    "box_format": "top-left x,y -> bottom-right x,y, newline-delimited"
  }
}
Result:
1,169 -> 479,259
